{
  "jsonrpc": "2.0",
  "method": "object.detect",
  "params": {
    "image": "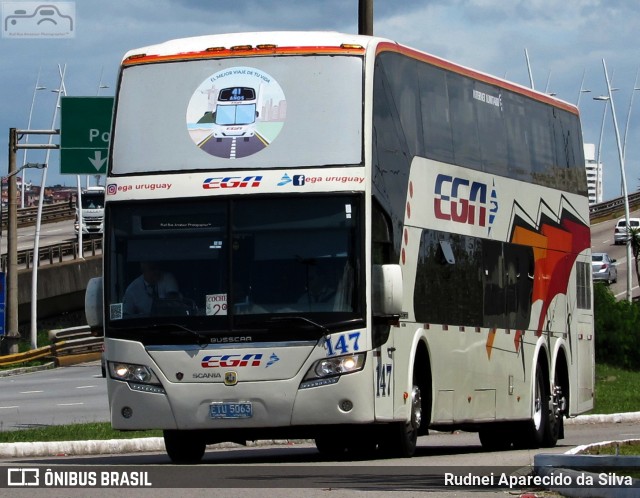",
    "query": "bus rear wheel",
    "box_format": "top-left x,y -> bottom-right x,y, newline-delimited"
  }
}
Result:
163,430 -> 206,463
